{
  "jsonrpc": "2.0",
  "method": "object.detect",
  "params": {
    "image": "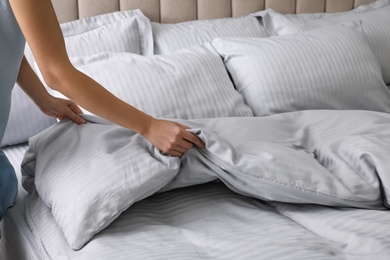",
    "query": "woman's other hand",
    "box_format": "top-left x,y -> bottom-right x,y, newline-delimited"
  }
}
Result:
40,96 -> 86,124
143,119 -> 205,157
